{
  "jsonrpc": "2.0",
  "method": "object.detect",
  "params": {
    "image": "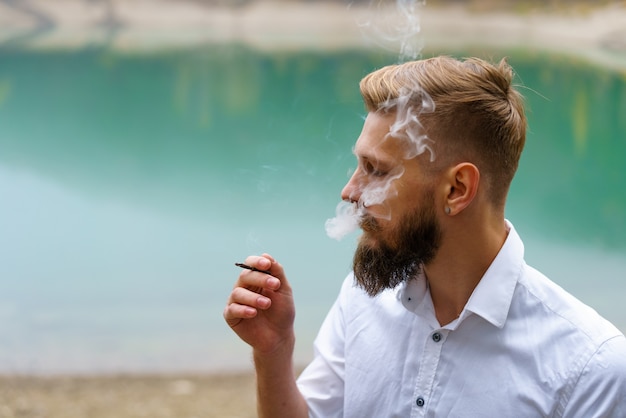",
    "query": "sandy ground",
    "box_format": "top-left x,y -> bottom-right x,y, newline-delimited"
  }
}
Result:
0,1 -> 625,417
0,372 -> 259,418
